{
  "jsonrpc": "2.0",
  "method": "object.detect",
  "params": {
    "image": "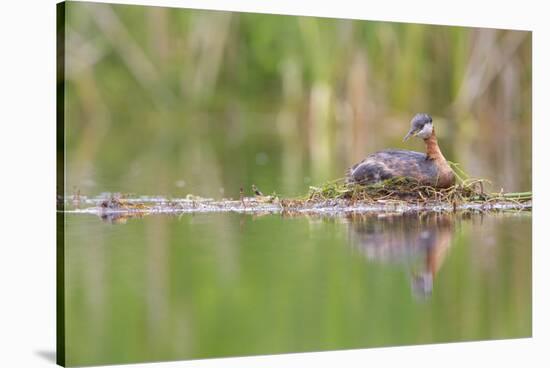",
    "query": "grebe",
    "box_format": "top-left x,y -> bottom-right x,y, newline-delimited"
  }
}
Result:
346,113 -> 455,188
